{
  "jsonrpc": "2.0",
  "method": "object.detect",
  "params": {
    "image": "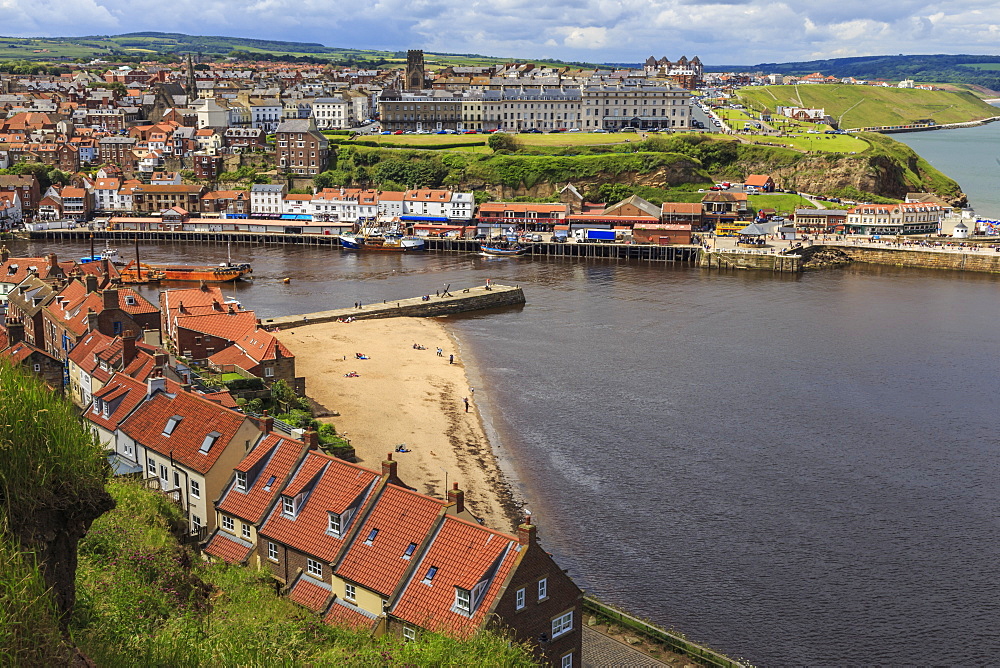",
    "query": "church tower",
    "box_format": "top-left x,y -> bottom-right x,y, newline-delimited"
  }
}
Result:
405,50 -> 425,91
185,53 -> 197,100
